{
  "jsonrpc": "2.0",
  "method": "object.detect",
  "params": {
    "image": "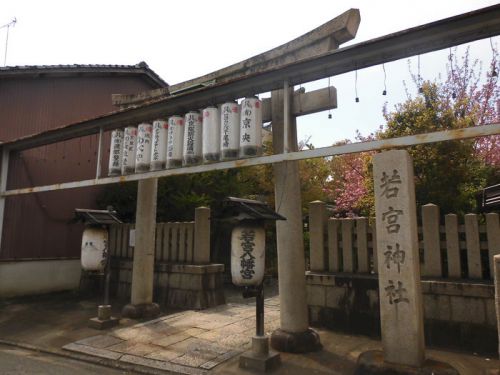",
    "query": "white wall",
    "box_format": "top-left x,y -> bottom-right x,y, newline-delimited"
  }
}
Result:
0,259 -> 81,298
